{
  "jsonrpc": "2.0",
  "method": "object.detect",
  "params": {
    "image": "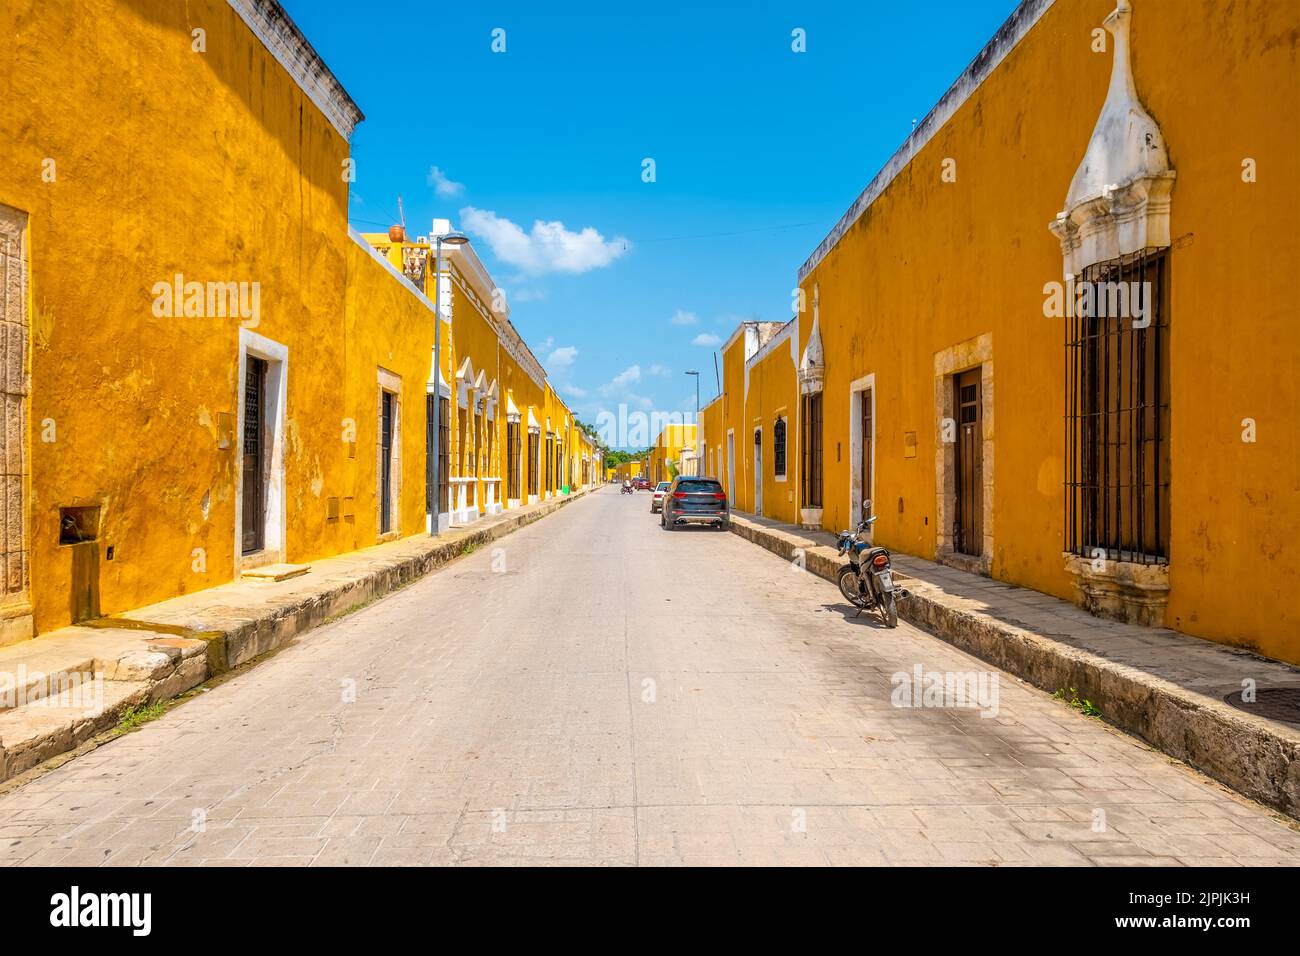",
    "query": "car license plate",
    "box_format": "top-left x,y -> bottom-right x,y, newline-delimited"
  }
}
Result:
877,570 -> 893,591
